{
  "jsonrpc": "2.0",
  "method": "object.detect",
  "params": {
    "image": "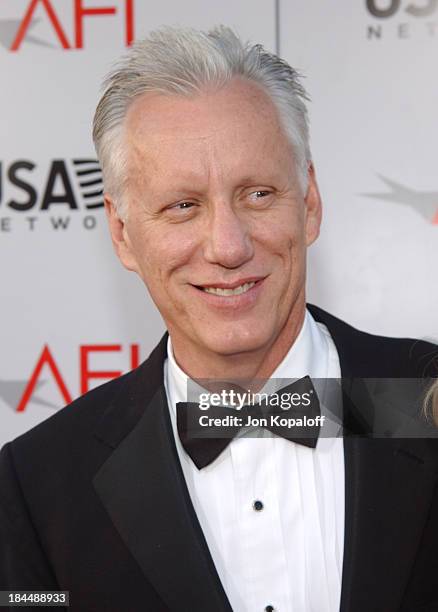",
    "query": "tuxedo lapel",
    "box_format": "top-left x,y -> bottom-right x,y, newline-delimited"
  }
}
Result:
308,304 -> 438,612
340,436 -> 438,612
92,336 -> 232,612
